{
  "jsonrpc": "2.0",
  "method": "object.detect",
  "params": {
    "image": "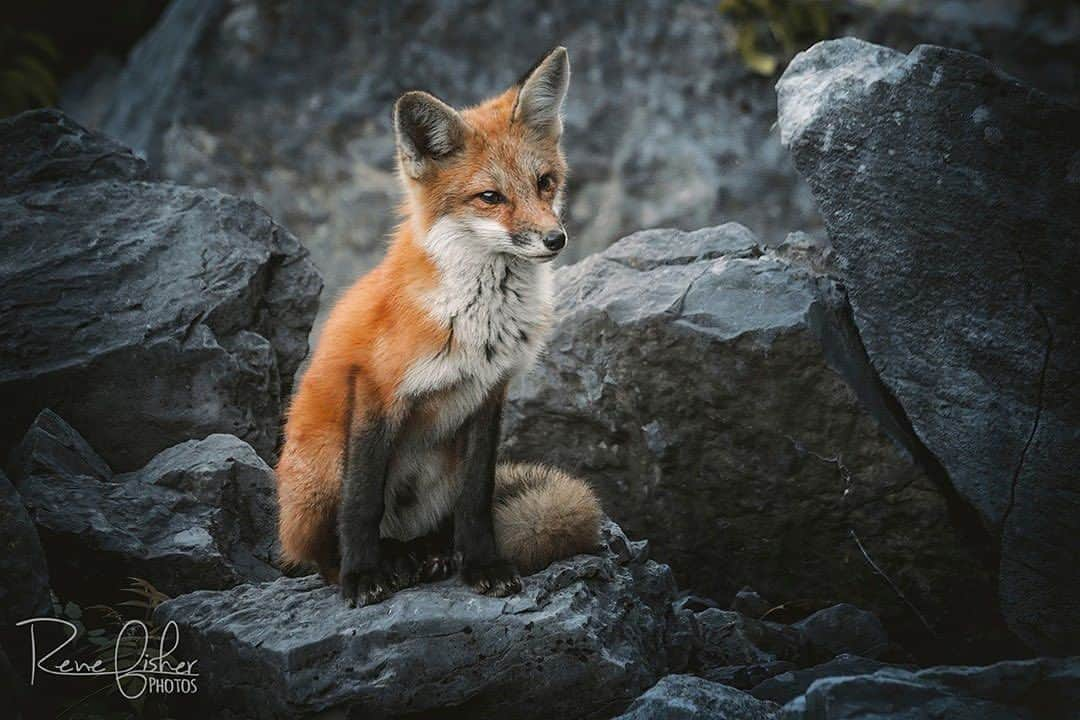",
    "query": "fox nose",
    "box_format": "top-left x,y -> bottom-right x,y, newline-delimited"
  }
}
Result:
543,230 -> 567,252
